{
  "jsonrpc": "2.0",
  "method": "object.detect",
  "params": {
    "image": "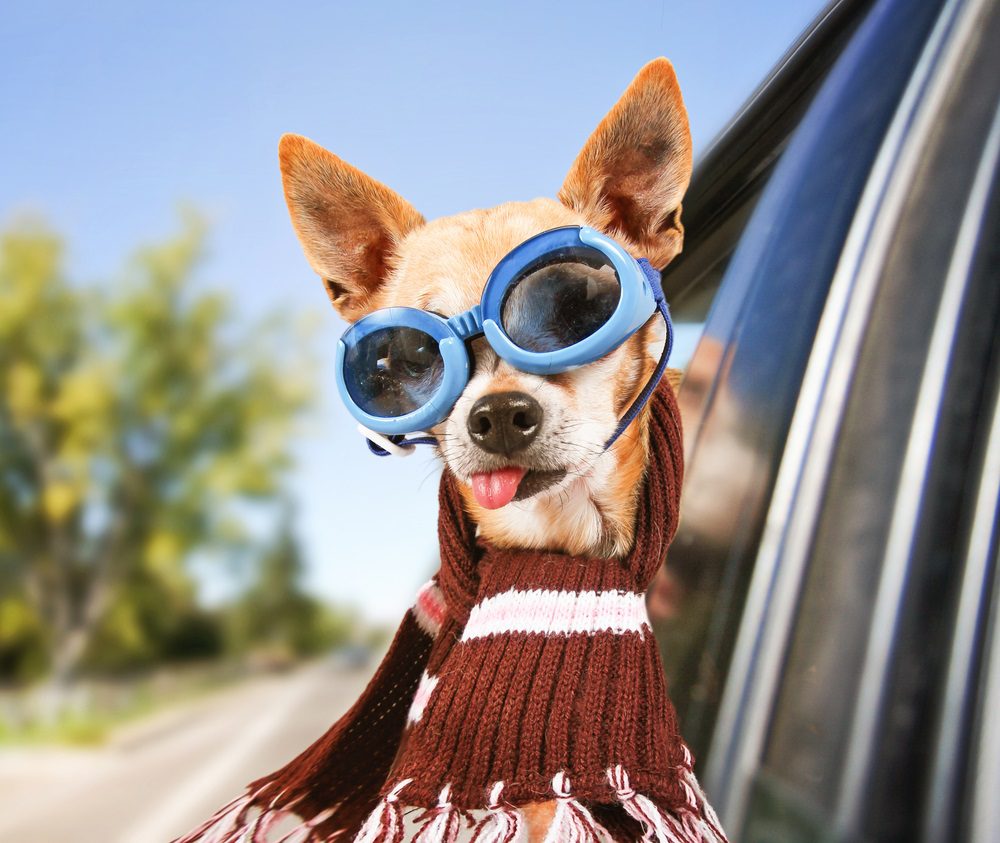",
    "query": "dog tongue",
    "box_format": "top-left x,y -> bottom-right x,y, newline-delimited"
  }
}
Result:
471,467 -> 528,510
